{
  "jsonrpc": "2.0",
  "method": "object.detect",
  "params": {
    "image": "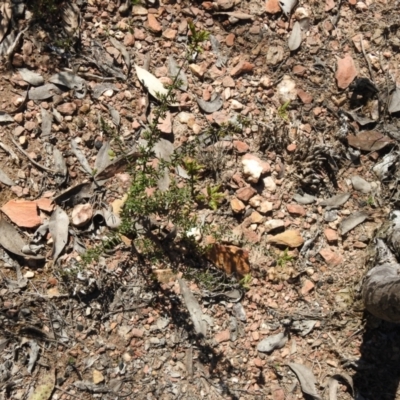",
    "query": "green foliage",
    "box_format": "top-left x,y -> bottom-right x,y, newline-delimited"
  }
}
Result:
367,195 -> 375,206
188,21 -> 210,55
197,185 -> 225,211
277,248 -> 293,267
239,273 -> 252,289
277,101 -> 291,121
28,0 -> 60,20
